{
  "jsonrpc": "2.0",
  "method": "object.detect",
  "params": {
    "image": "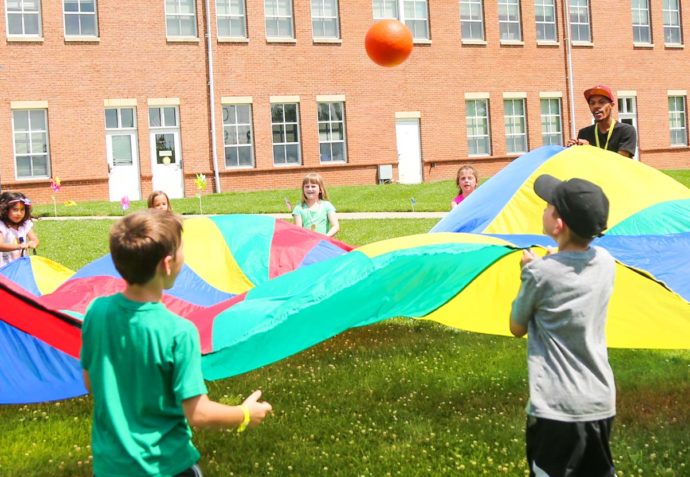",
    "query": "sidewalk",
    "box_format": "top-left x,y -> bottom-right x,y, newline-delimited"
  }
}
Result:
40,212 -> 448,221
